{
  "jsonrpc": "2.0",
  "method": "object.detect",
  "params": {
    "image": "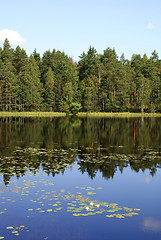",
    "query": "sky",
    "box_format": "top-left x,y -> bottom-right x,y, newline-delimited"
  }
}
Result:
0,0 -> 161,62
